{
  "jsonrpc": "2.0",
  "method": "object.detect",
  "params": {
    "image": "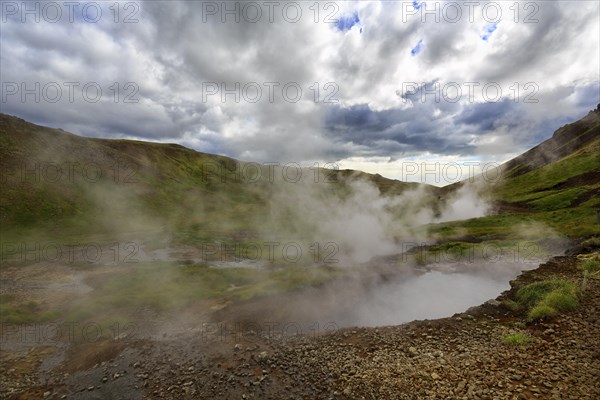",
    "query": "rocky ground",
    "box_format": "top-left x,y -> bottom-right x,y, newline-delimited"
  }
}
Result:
1,250 -> 599,399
